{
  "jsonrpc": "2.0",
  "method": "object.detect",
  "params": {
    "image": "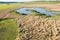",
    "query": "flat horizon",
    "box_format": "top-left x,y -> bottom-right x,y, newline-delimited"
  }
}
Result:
0,0 -> 37,2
